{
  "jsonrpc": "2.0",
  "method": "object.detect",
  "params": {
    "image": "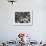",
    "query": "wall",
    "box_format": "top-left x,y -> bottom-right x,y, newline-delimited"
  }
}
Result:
0,0 -> 46,41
